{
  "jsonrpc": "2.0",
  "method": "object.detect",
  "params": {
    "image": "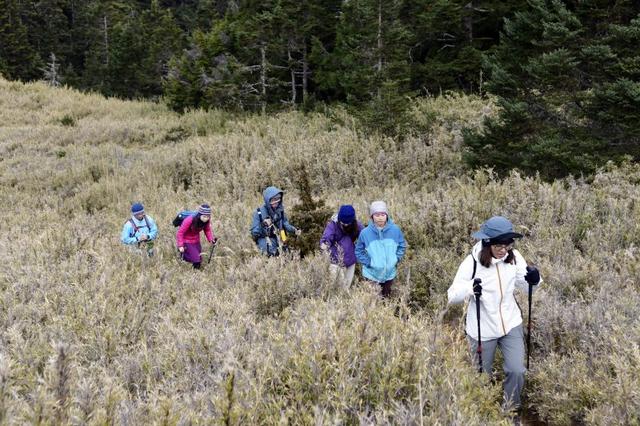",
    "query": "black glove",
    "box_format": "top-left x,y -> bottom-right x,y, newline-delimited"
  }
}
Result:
473,278 -> 482,297
525,266 -> 540,285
